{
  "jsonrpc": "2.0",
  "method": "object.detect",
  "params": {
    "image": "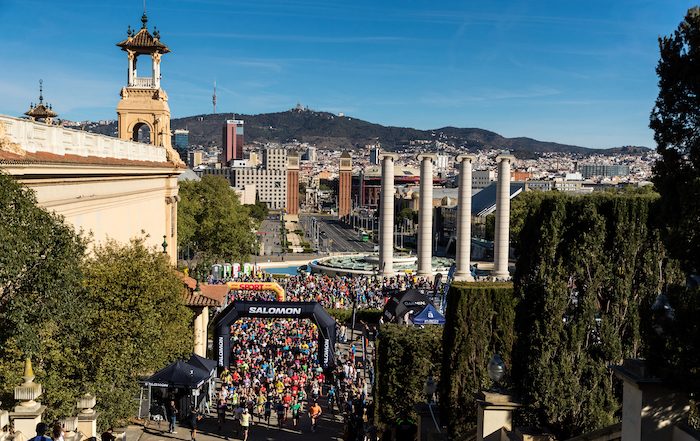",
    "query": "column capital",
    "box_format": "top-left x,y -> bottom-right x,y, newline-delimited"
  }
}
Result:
456,154 -> 476,163
416,153 -> 437,162
496,154 -> 515,163
379,152 -> 399,161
